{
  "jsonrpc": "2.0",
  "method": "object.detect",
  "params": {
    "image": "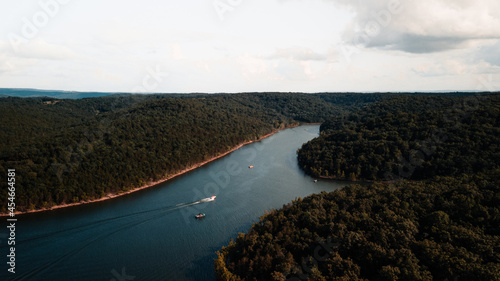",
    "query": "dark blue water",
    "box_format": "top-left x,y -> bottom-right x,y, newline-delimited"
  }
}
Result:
1,125 -> 348,280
